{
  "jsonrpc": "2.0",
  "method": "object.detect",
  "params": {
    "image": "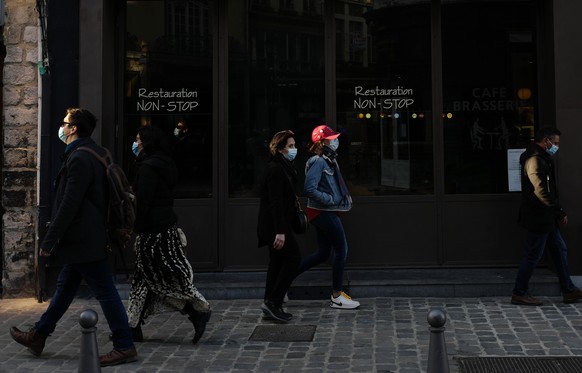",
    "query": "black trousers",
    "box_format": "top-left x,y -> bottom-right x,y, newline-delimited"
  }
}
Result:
264,232 -> 301,307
